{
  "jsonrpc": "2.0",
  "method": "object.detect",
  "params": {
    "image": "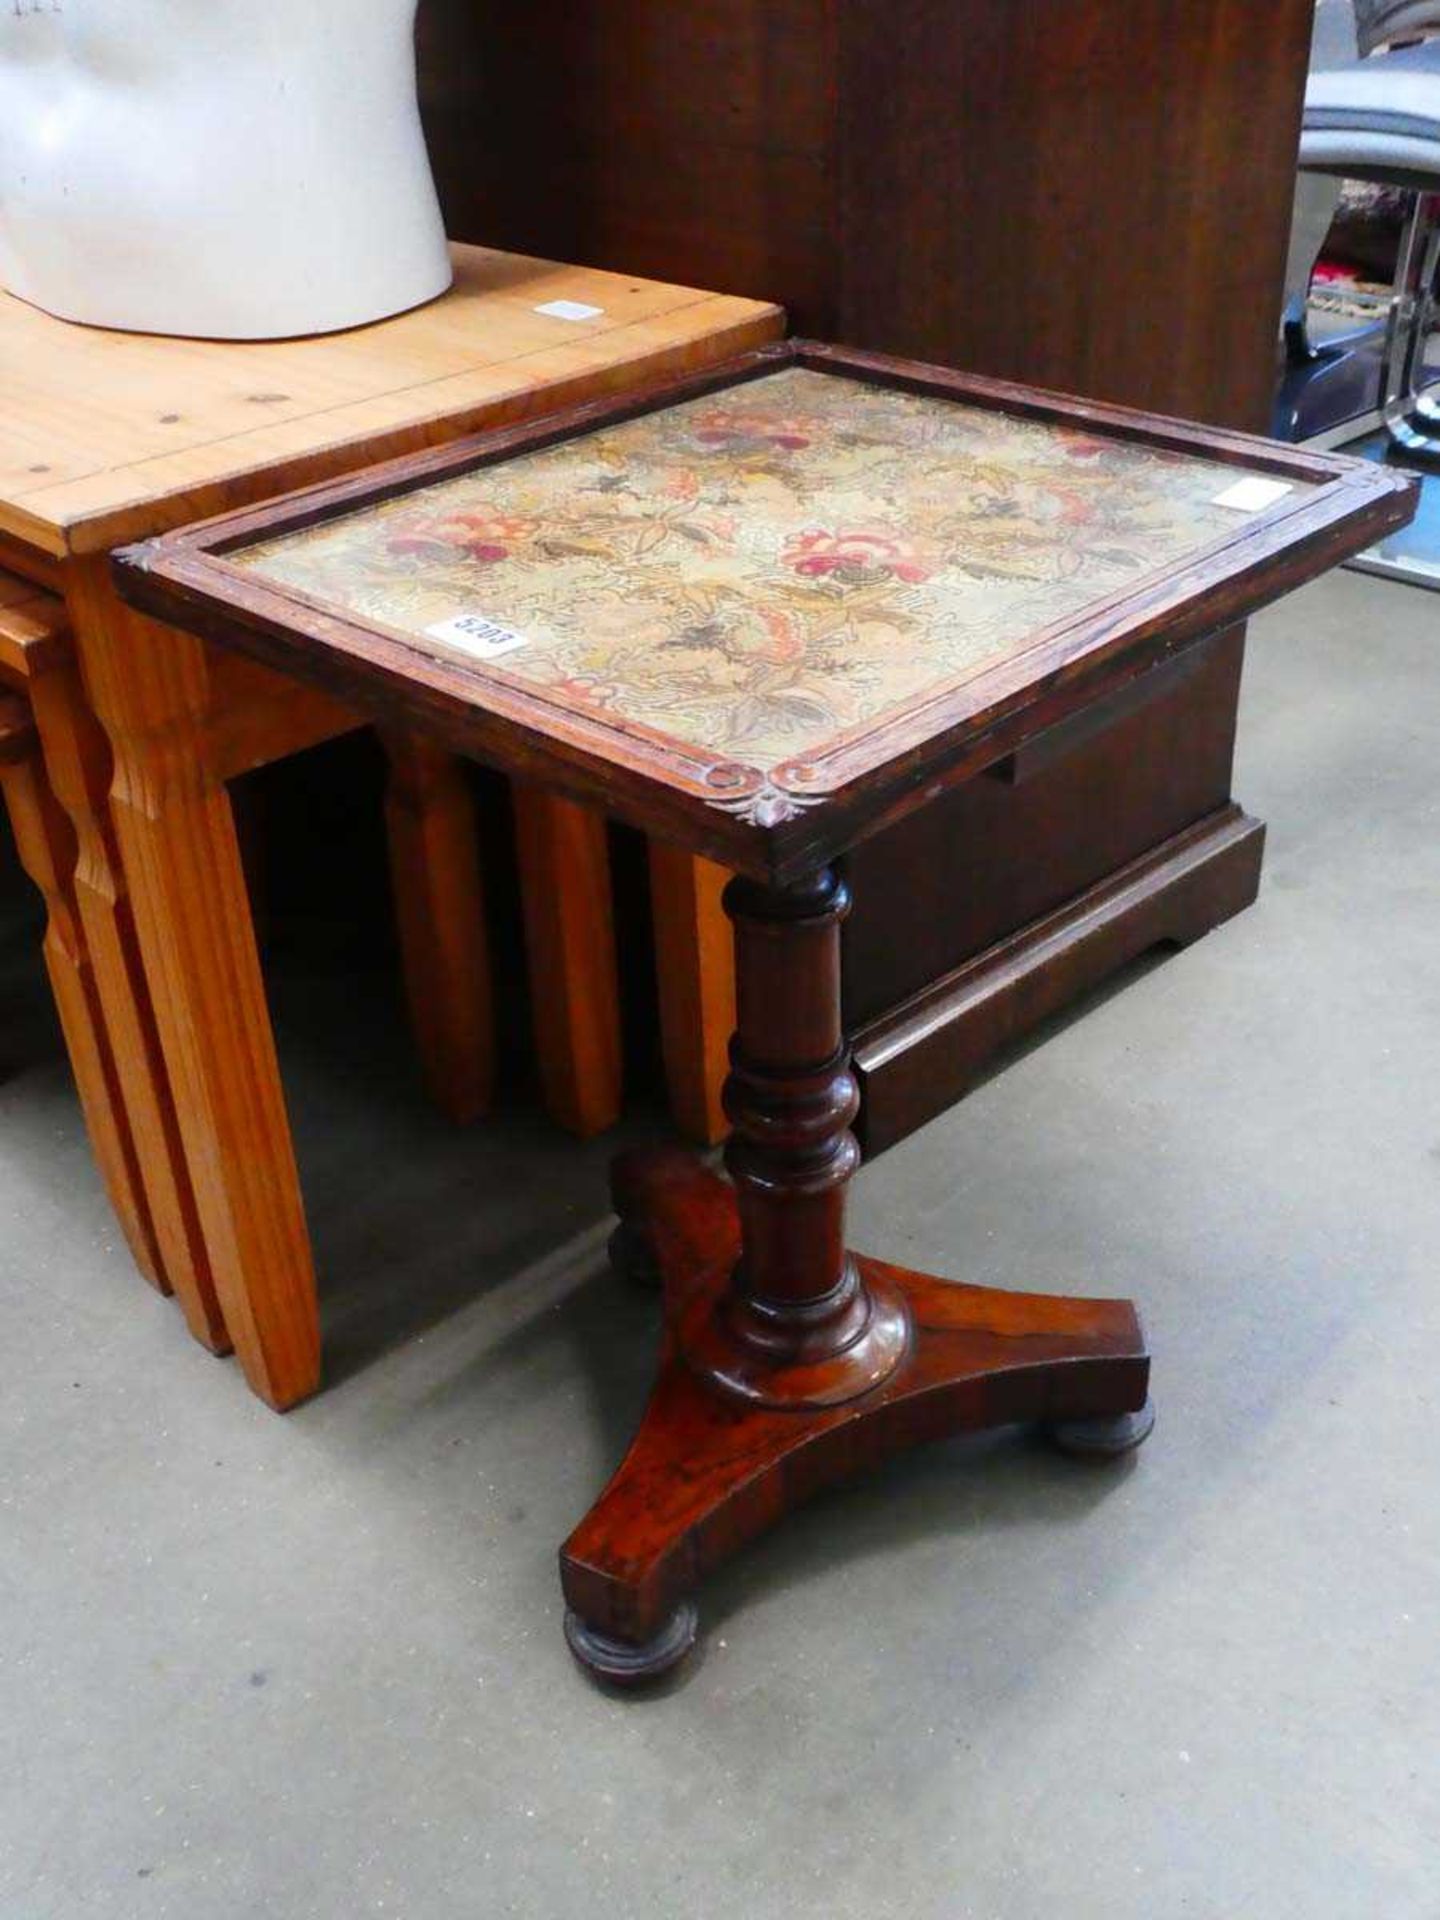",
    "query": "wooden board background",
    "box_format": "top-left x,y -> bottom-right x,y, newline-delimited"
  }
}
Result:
408,0 -> 1320,1145
415,0 -> 1312,429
